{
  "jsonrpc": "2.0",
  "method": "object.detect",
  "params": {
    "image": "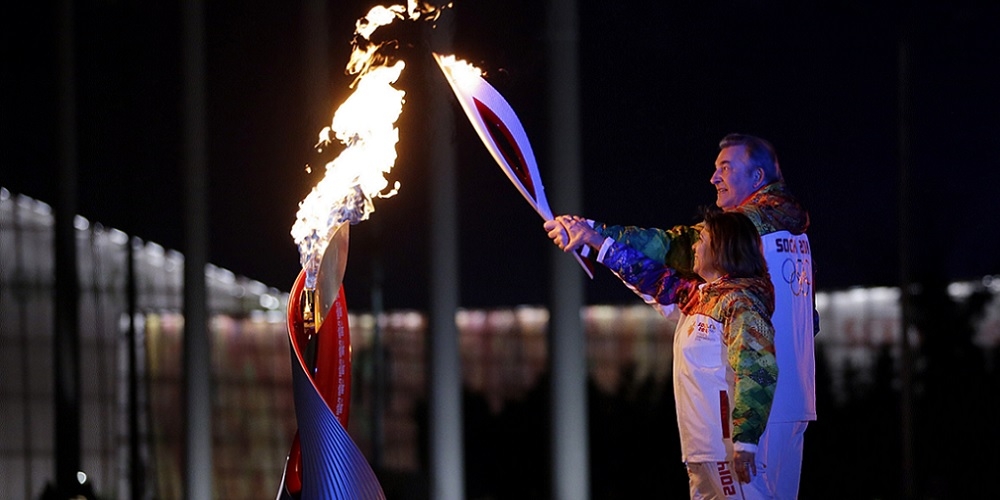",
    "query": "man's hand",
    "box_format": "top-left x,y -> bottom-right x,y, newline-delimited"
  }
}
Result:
560,215 -> 591,252
545,215 -> 603,253
733,450 -> 757,484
